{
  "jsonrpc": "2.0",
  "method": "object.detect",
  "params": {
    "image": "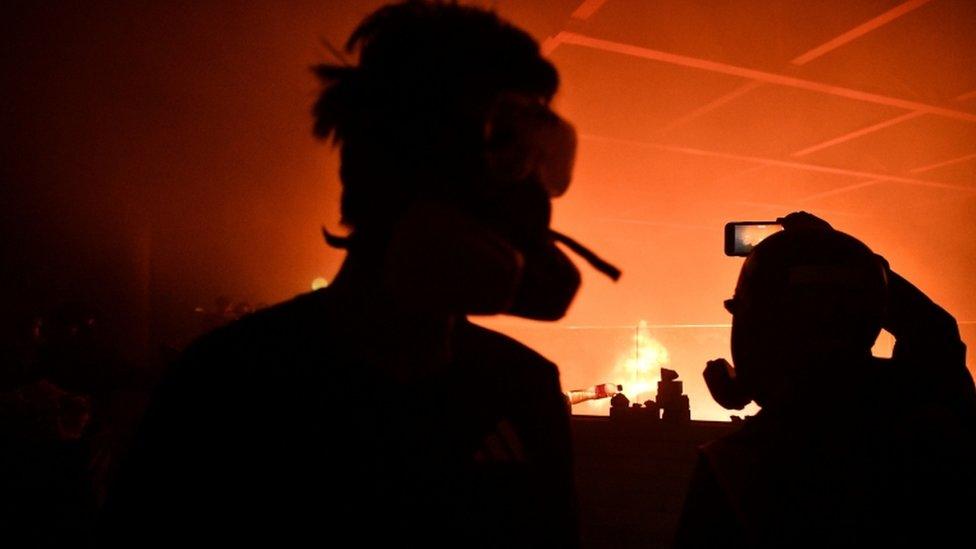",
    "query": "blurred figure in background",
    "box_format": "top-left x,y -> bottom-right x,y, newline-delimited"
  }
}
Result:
1,303 -> 136,545
677,212 -> 976,548
104,2 -> 621,546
